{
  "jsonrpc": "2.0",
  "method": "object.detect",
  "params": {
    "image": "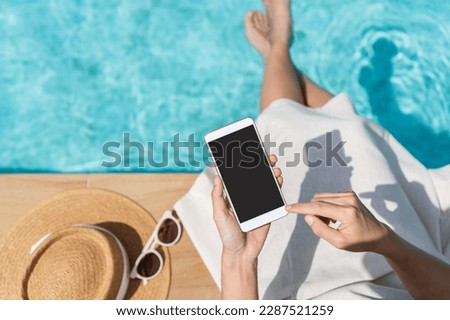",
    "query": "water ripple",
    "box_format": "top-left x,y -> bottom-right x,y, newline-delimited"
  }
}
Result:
0,0 -> 448,171
293,0 -> 450,167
